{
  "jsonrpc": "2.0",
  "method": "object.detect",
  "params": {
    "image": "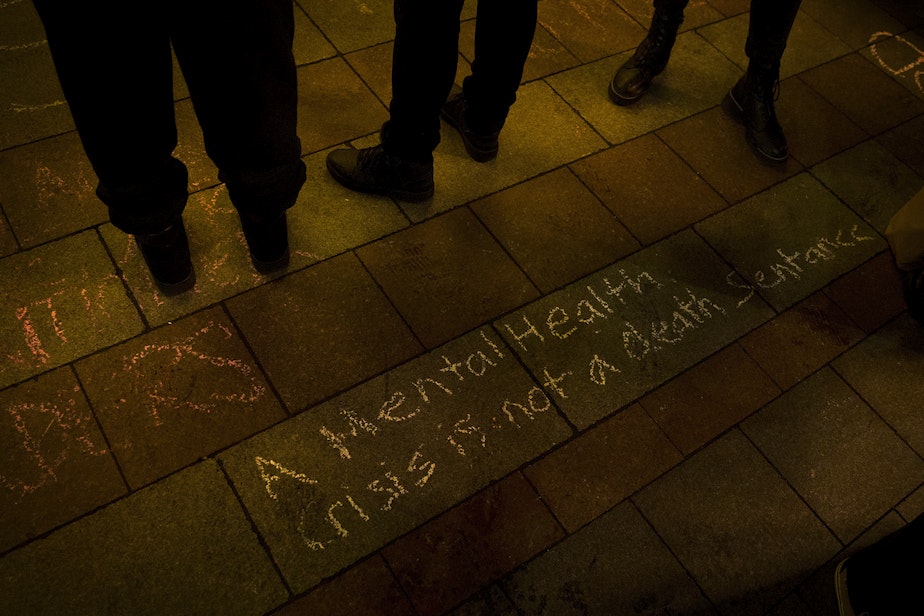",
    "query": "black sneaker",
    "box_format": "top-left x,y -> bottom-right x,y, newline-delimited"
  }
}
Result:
440,93 -> 500,162
326,145 -> 434,202
134,219 -> 196,295
240,212 -> 289,274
